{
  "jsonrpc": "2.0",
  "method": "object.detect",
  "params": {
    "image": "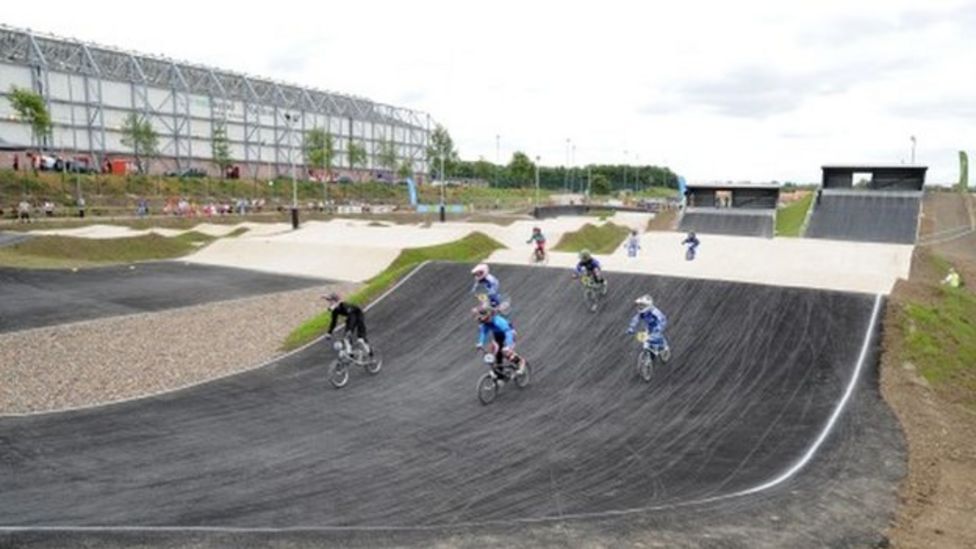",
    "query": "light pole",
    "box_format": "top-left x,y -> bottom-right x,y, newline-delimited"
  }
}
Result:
564,138 -> 570,192
623,149 -> 628,190
571,143 -> 576,193
910,135 -> 916,165
439,151 -> 446,222
284,113 -> 299,229
635,153 -> 641,194
495,134 -> 500,187
534,155 -> 541,211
